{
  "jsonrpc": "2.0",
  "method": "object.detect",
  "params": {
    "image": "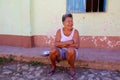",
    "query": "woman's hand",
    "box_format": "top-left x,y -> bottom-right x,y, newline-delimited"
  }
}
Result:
66,40 -> 74,45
